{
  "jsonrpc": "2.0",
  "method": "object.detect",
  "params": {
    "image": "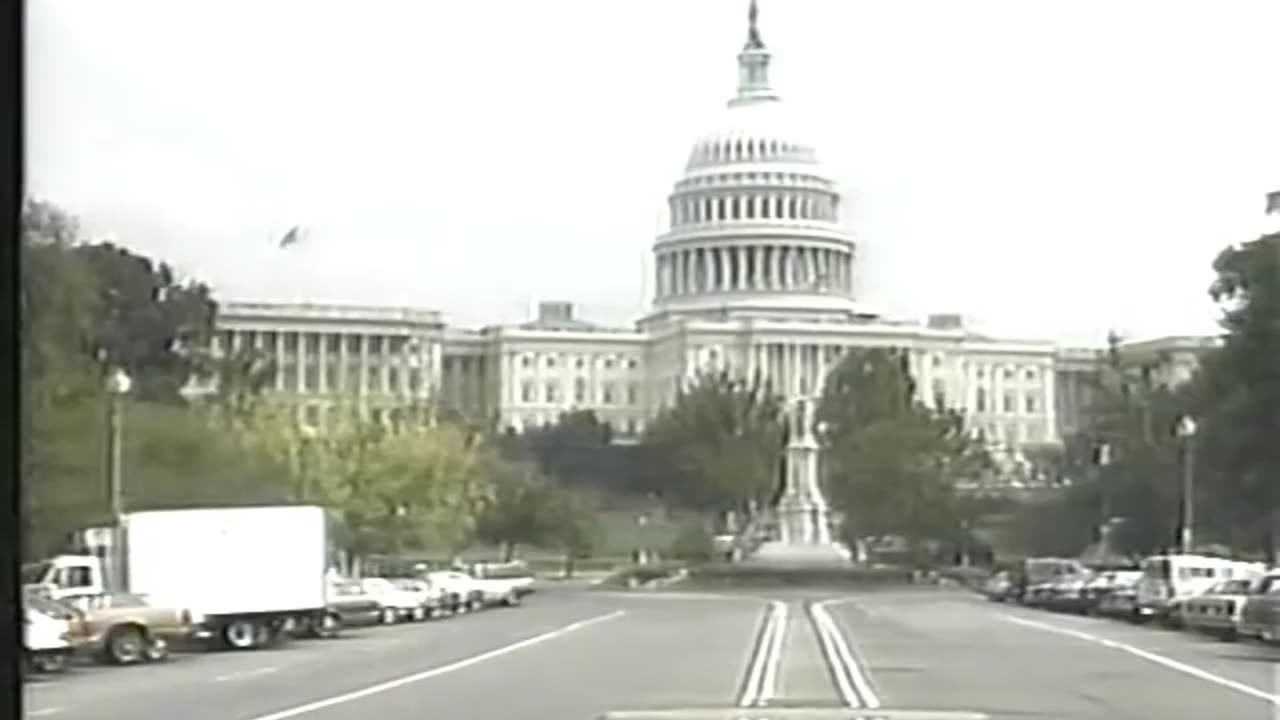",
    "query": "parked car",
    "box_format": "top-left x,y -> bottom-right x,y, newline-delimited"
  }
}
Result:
981,570 -> 1016,602
1135,554 -> 1265,624
1082,570 -> 1141,616
23,597 -> 78,674
1181,578 -> 1255,640
1097,573 -> 1142,619
360,578 -> 431,623
1239,571 -> 1280,643
1042,572 -> 1099,614
323,580 -> 382,630
1014,558 -> 1089,604
390,578 -> 447,618
62,592 -> 194,665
